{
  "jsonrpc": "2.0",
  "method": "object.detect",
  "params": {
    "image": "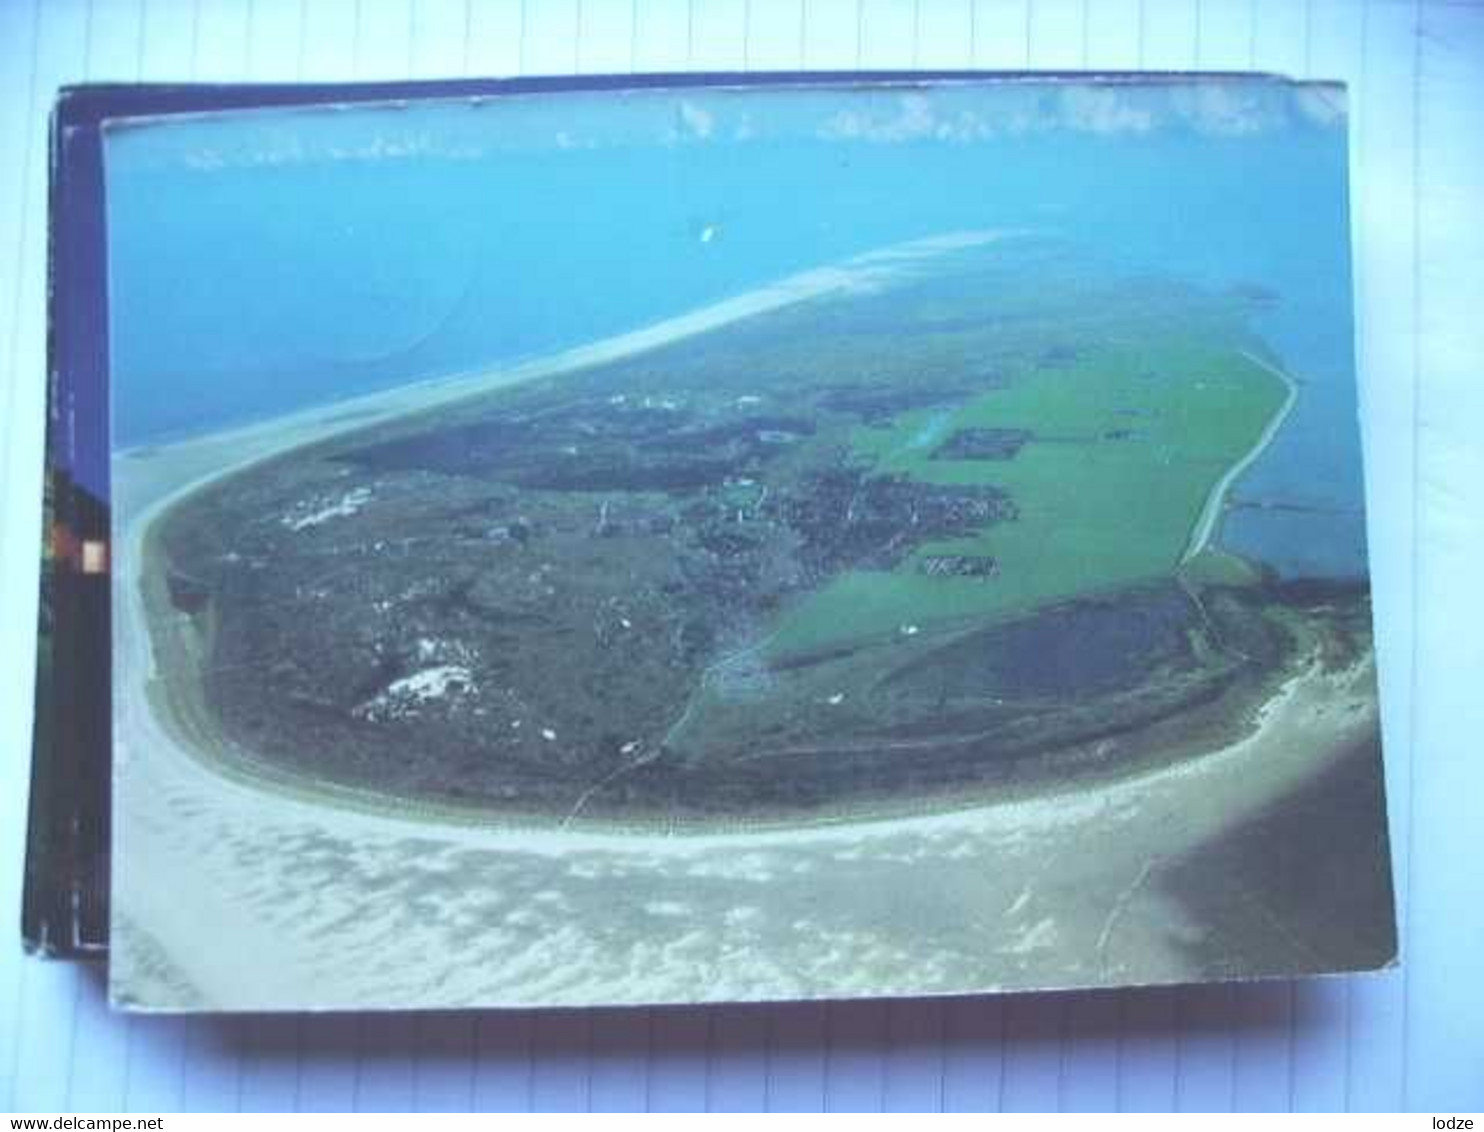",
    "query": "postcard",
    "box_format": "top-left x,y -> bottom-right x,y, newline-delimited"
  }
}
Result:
82,75 -> 1394,1009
